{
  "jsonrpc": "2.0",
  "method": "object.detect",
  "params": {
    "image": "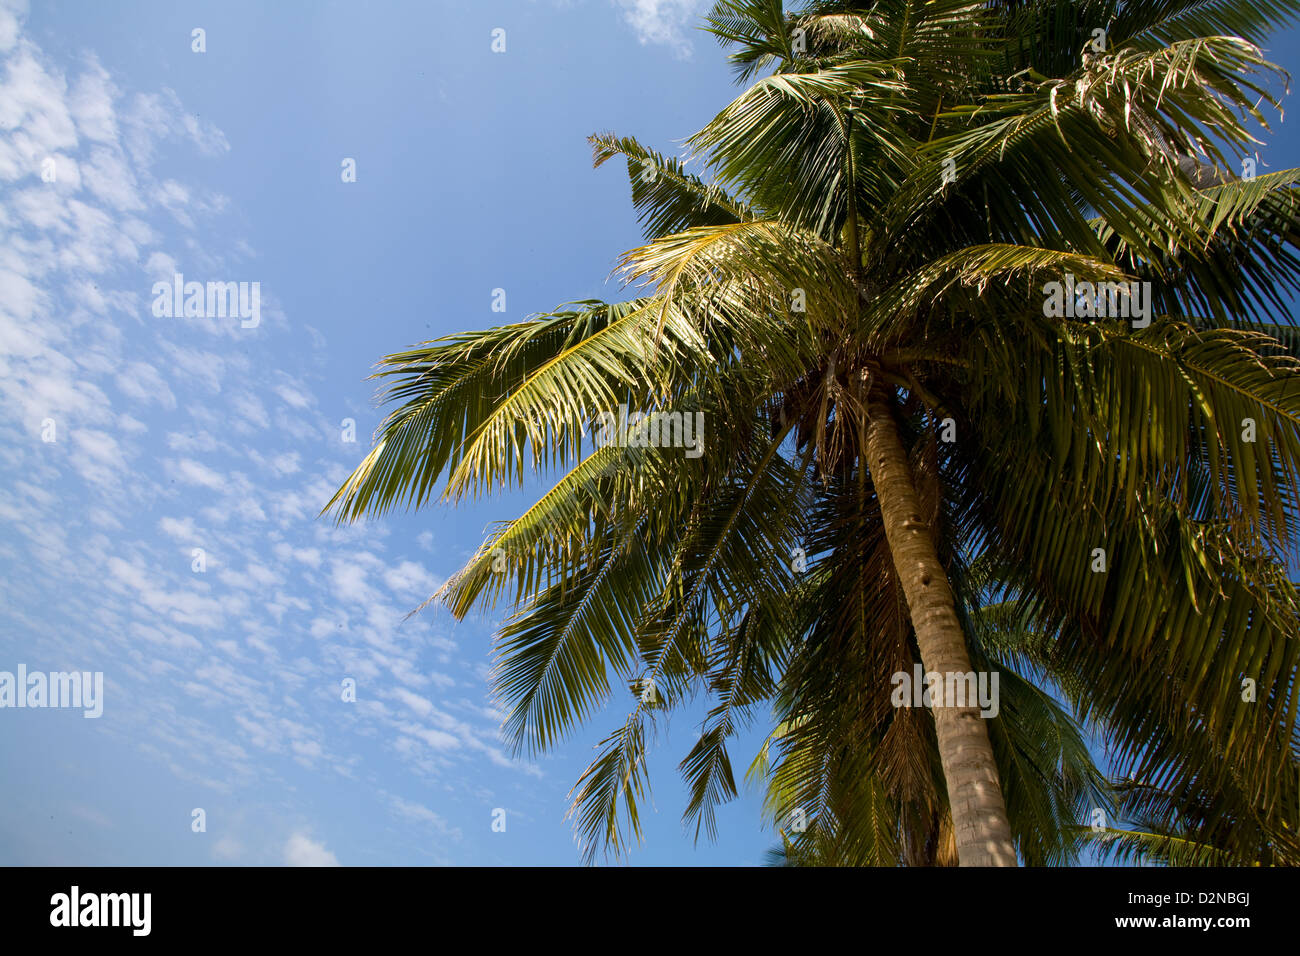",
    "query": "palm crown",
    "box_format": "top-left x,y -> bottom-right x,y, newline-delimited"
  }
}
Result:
327,0 -> 1300,866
